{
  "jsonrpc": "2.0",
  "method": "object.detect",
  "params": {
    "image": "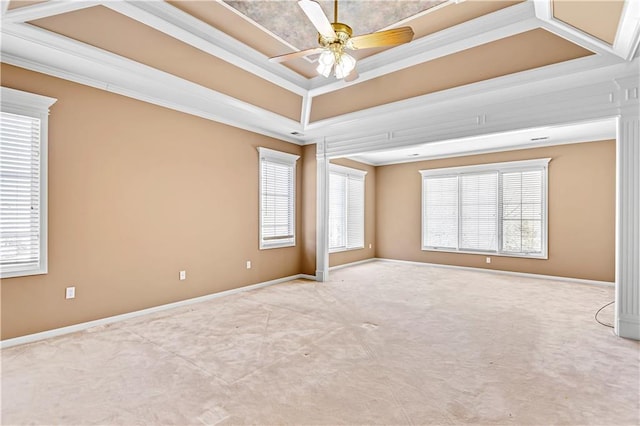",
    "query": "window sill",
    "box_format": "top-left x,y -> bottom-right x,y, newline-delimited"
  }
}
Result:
329,246 -> 365,254
421,247 -> 547,260
1,267 -> 47,279
260,242 -> 296,250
